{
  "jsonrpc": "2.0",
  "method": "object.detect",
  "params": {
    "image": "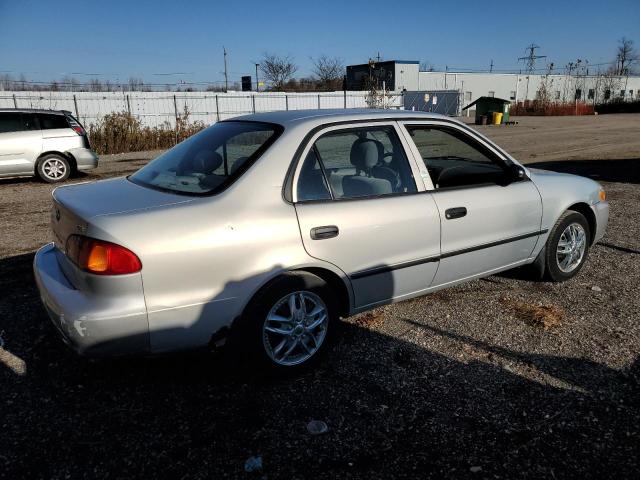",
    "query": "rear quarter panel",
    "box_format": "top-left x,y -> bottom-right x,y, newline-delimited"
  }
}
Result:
42,129 -> 83,153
